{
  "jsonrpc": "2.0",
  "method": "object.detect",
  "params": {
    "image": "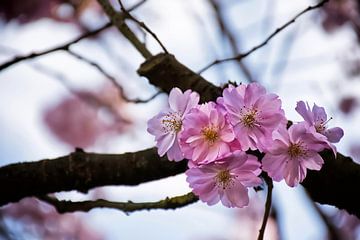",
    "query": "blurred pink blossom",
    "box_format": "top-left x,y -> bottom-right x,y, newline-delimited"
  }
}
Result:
44,84 -> 131,149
